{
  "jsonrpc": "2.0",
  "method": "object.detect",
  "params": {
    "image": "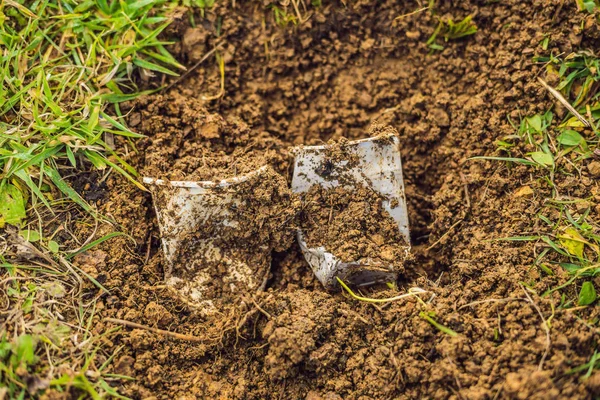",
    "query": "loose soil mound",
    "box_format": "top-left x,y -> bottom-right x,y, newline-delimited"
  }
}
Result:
134,95 -> 289,181
74,1 -> 600,398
